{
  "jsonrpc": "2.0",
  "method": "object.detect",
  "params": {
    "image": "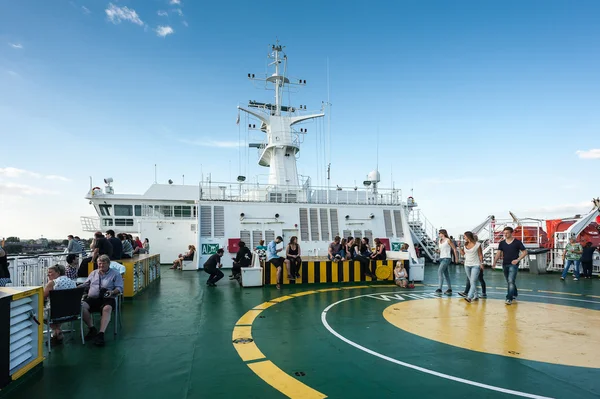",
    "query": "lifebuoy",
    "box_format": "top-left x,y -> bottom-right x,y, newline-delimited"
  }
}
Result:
91,187 -> 101,195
